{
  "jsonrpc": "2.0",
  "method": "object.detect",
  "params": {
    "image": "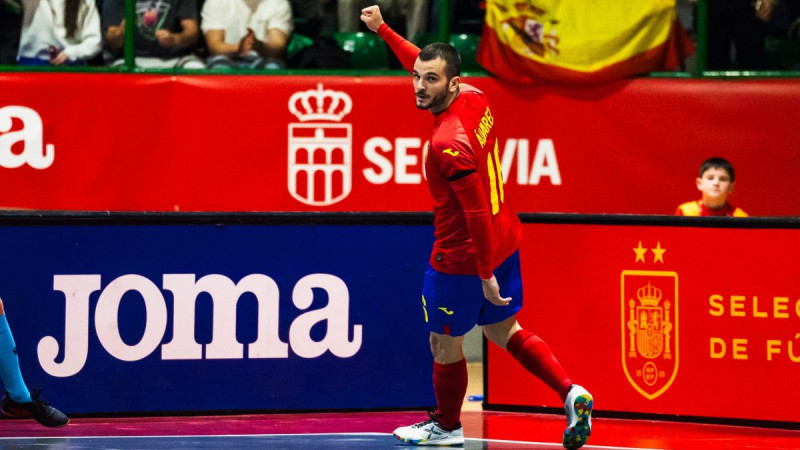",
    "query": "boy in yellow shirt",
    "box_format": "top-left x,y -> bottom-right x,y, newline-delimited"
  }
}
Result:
675,157 -> 748,217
